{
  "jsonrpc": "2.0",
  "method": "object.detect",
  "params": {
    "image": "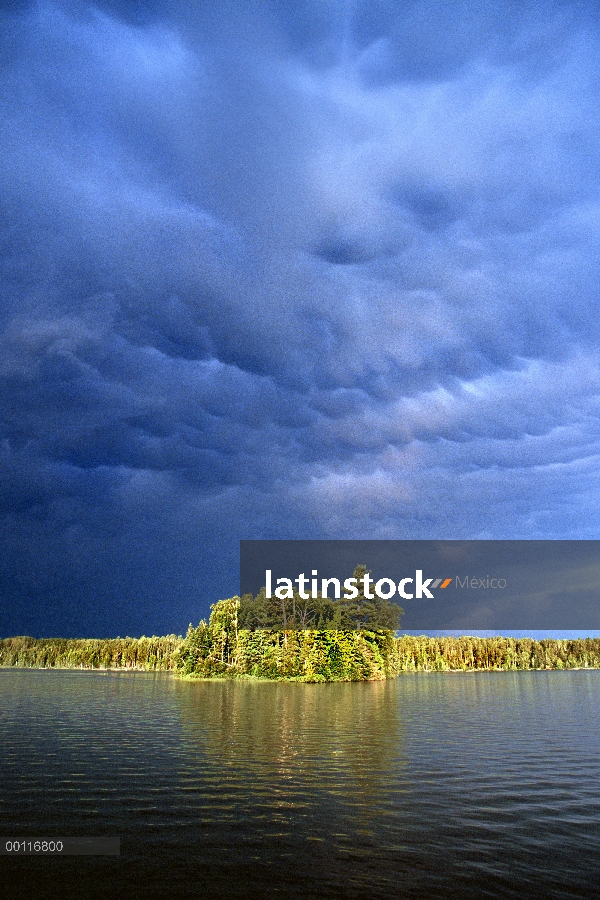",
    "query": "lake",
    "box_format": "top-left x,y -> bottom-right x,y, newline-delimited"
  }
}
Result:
1,669 -> 600,899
